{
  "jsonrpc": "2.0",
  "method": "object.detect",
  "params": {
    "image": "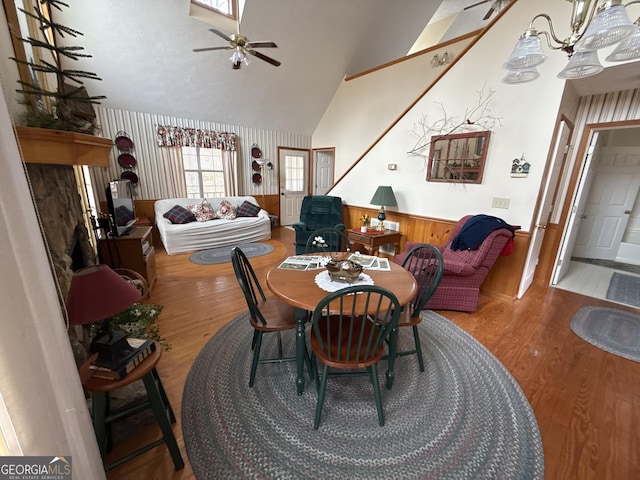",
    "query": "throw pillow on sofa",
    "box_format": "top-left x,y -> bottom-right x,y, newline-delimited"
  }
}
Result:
188,199 -> 216,222
217,199 -> 237,220
236,200 -> 261,217
164,204 -> 196,224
